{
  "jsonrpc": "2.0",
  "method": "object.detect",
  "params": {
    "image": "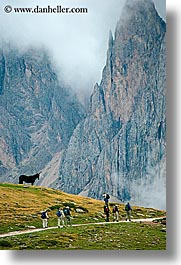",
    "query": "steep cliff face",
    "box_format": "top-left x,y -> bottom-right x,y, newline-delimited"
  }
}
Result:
57,0 -> 166,209
0,46 -> 84,181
